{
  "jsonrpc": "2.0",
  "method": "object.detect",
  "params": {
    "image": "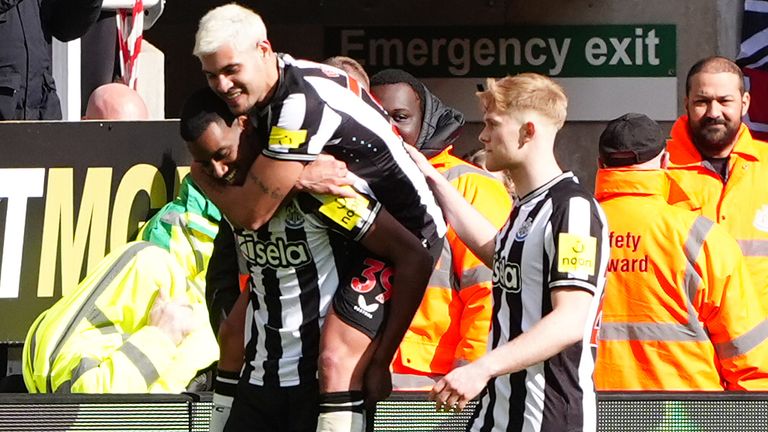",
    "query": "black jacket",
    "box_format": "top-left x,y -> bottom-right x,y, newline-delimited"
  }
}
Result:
0,0 -> 102,120
413,84 -> 465,158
